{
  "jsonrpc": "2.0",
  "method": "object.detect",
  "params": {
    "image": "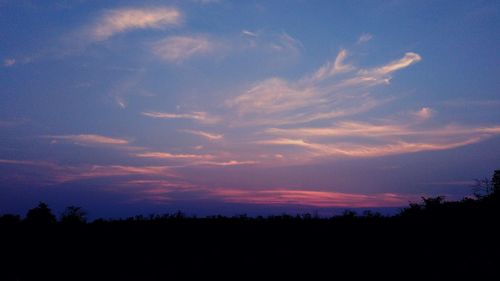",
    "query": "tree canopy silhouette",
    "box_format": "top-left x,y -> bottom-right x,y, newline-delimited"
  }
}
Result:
60,206 -> 87,225
25,202 -> 56,225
